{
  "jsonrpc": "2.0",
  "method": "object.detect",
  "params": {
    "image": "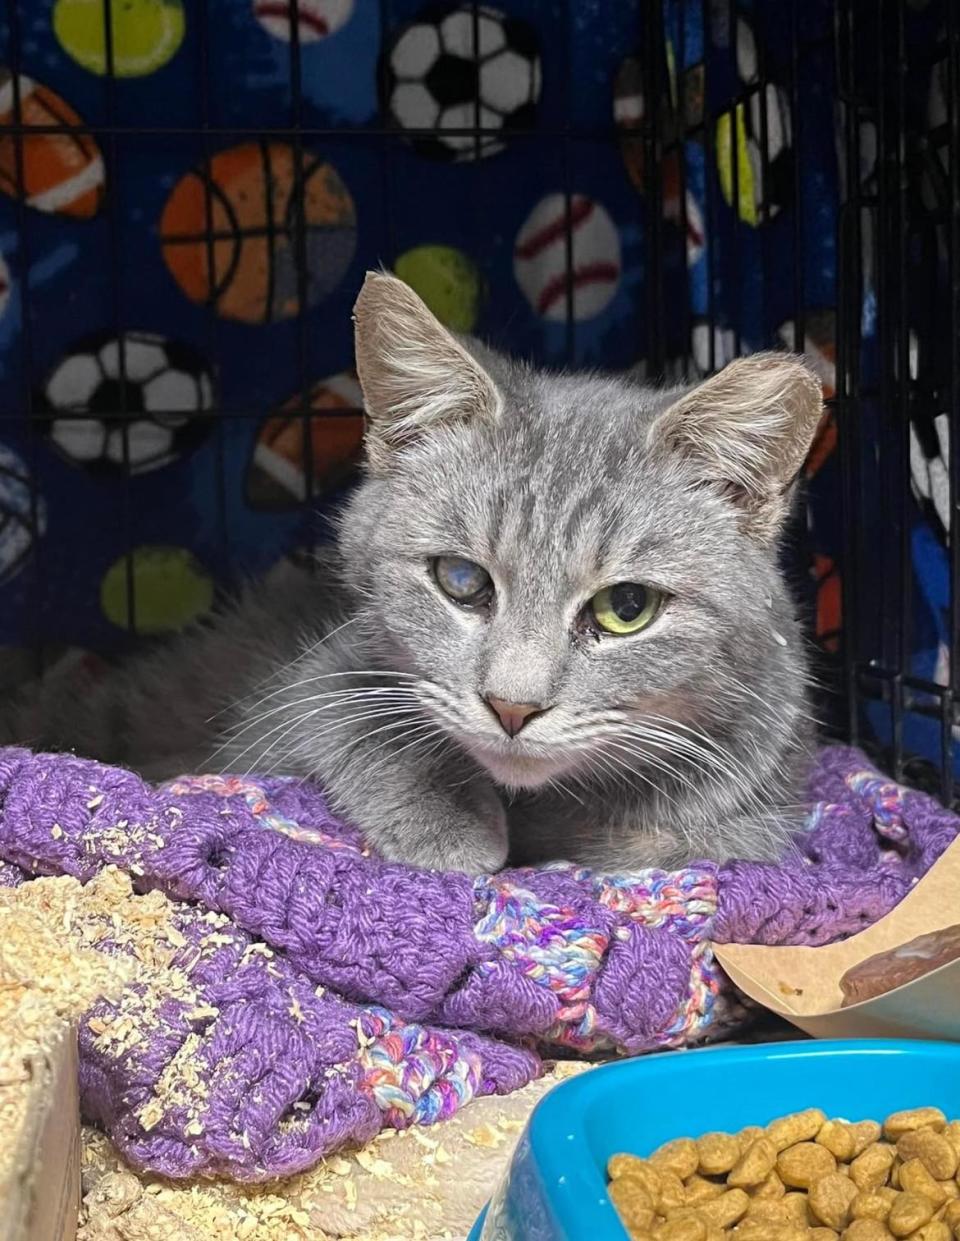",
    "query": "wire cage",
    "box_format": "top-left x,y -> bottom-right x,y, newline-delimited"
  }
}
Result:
0,1 -> 957,801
